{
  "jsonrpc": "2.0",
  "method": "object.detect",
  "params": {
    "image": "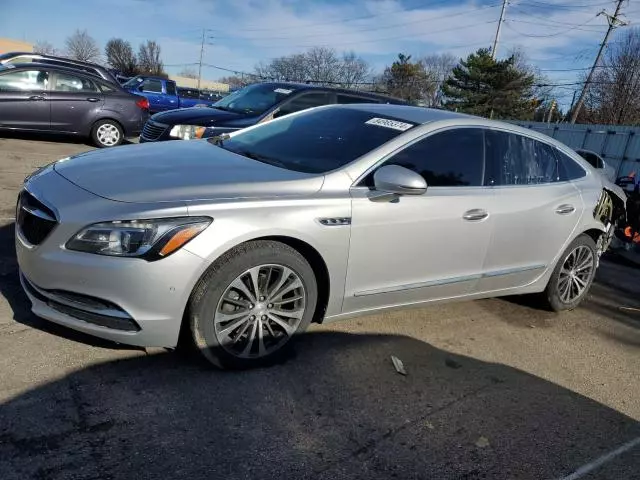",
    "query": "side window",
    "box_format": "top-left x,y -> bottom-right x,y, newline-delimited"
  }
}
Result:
141,79 -> 162,93
337,94 -> 378,104
0,70 -> 49,91
165,82 -> 177,96
52,72 -> 98,93
556,150 -> 587,181
98,81 -> 116,93
276,92 -> 331,117
380,128 -> 485,187
485,130 -> 560,185
580,152 -> 603,169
